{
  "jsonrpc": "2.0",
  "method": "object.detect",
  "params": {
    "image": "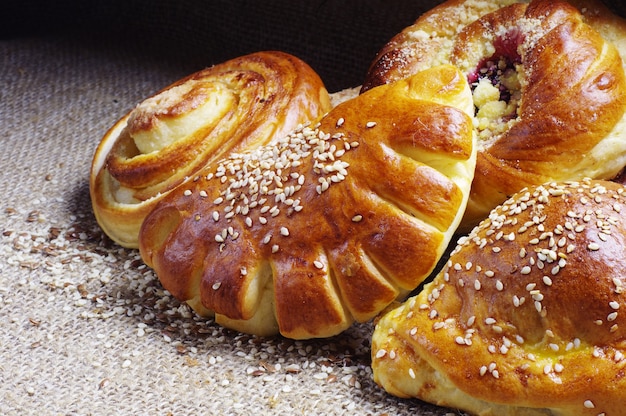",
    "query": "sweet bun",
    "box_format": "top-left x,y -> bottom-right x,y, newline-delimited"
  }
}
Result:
361,0 -> 626,230
372,179 -> 626,415
90,51 -> 331,248
139,65 -> 477,339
